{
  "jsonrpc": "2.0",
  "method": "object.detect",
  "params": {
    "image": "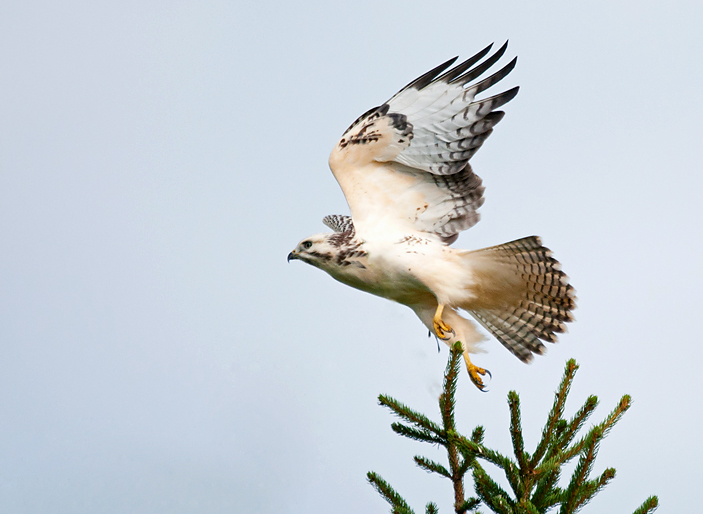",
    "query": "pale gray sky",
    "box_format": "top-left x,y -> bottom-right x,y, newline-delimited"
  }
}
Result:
1,1 -> 701,512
